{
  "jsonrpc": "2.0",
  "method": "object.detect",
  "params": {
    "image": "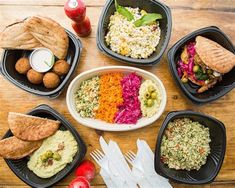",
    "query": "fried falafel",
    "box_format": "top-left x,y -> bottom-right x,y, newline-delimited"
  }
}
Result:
52,60 -> 70,76
15,57 -> 31,74
43,72 -> 60,89
27,69 -> 44,84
